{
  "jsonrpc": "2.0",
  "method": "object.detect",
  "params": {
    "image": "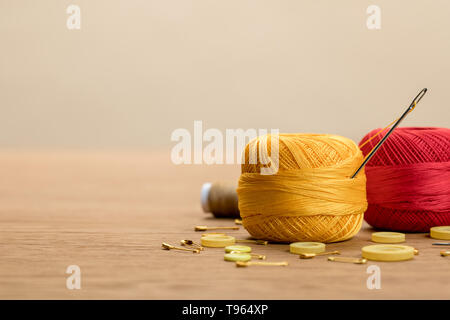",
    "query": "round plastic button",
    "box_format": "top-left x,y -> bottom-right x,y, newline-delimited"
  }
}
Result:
225,245 -> 252,253
290,242 -> 325,255
430,226 -> 450,240
362,244 -> 415,262
201,235 -> 235,248
224,252 -> 252,262
372,232 -> 405,243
